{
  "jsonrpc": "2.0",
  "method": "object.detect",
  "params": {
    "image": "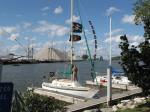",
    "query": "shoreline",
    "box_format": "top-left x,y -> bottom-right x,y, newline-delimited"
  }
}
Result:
1,59 -> 87,65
